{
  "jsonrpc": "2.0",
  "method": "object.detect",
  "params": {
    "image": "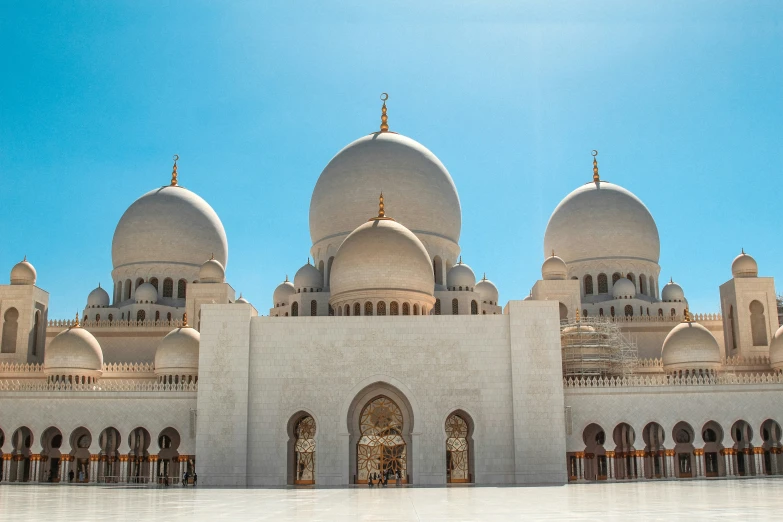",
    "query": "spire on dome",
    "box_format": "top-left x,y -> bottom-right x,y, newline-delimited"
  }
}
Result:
482,272 -> 487,281
284,275 -> 289,282
369,193 -> 394,221
183,312 -> 189,327
74,312 -> 81,328
592,150 -> 600,183
171,154 -> 179,186
379,93 -> 389,132
683,308 -> 692,322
